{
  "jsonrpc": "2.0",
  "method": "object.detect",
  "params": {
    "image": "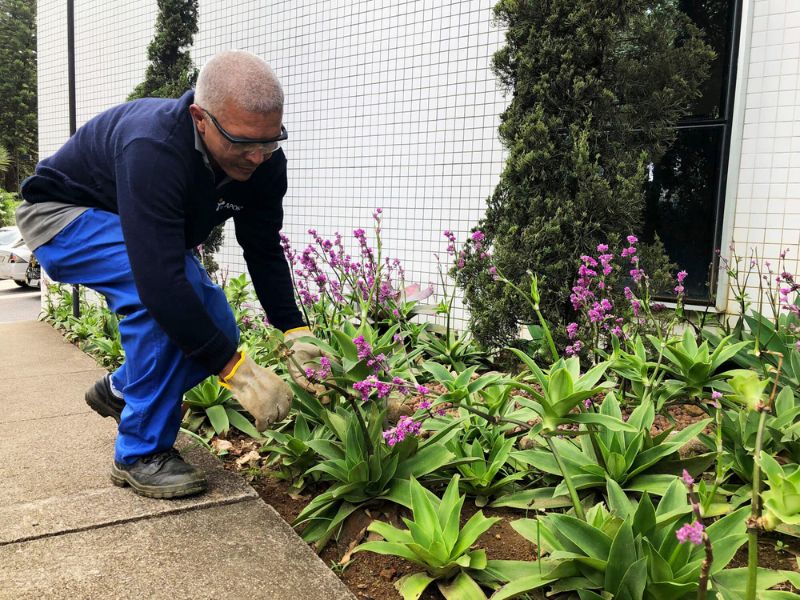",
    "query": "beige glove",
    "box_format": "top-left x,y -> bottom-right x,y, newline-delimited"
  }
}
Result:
284,327 -> 326,395
219,352 -> 292,431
